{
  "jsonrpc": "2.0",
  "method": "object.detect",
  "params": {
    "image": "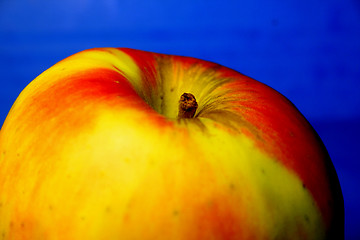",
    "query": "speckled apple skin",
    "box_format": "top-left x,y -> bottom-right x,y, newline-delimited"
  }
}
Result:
0,48 -> 343,239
